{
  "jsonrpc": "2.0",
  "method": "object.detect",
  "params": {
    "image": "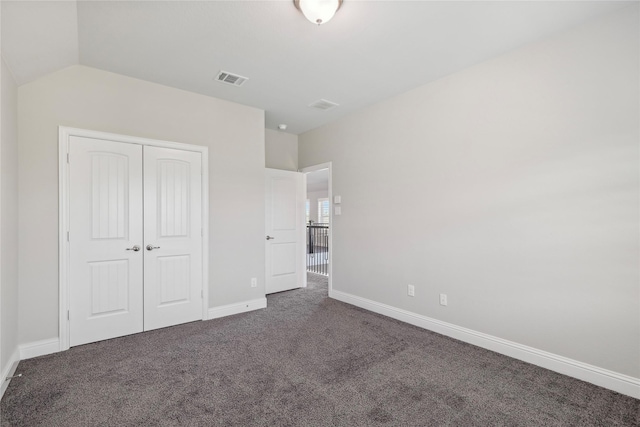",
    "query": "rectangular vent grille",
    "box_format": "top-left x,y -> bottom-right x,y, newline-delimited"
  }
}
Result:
215,71 -> 248,87
308,99 -> 339,111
